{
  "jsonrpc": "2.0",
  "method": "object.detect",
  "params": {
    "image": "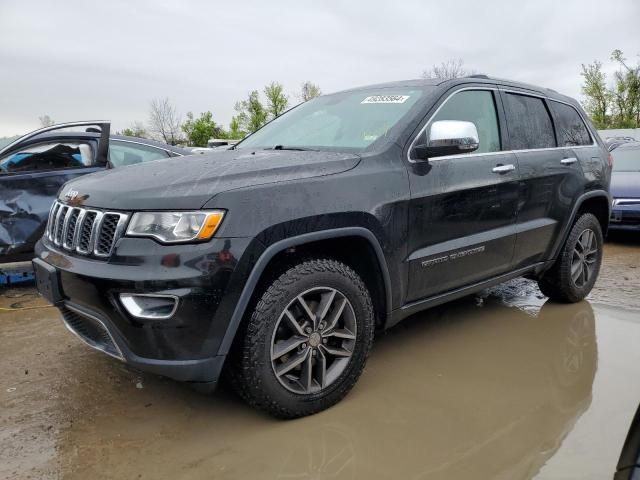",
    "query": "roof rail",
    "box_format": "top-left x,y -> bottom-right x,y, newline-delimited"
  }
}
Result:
466,74 -> 490,79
